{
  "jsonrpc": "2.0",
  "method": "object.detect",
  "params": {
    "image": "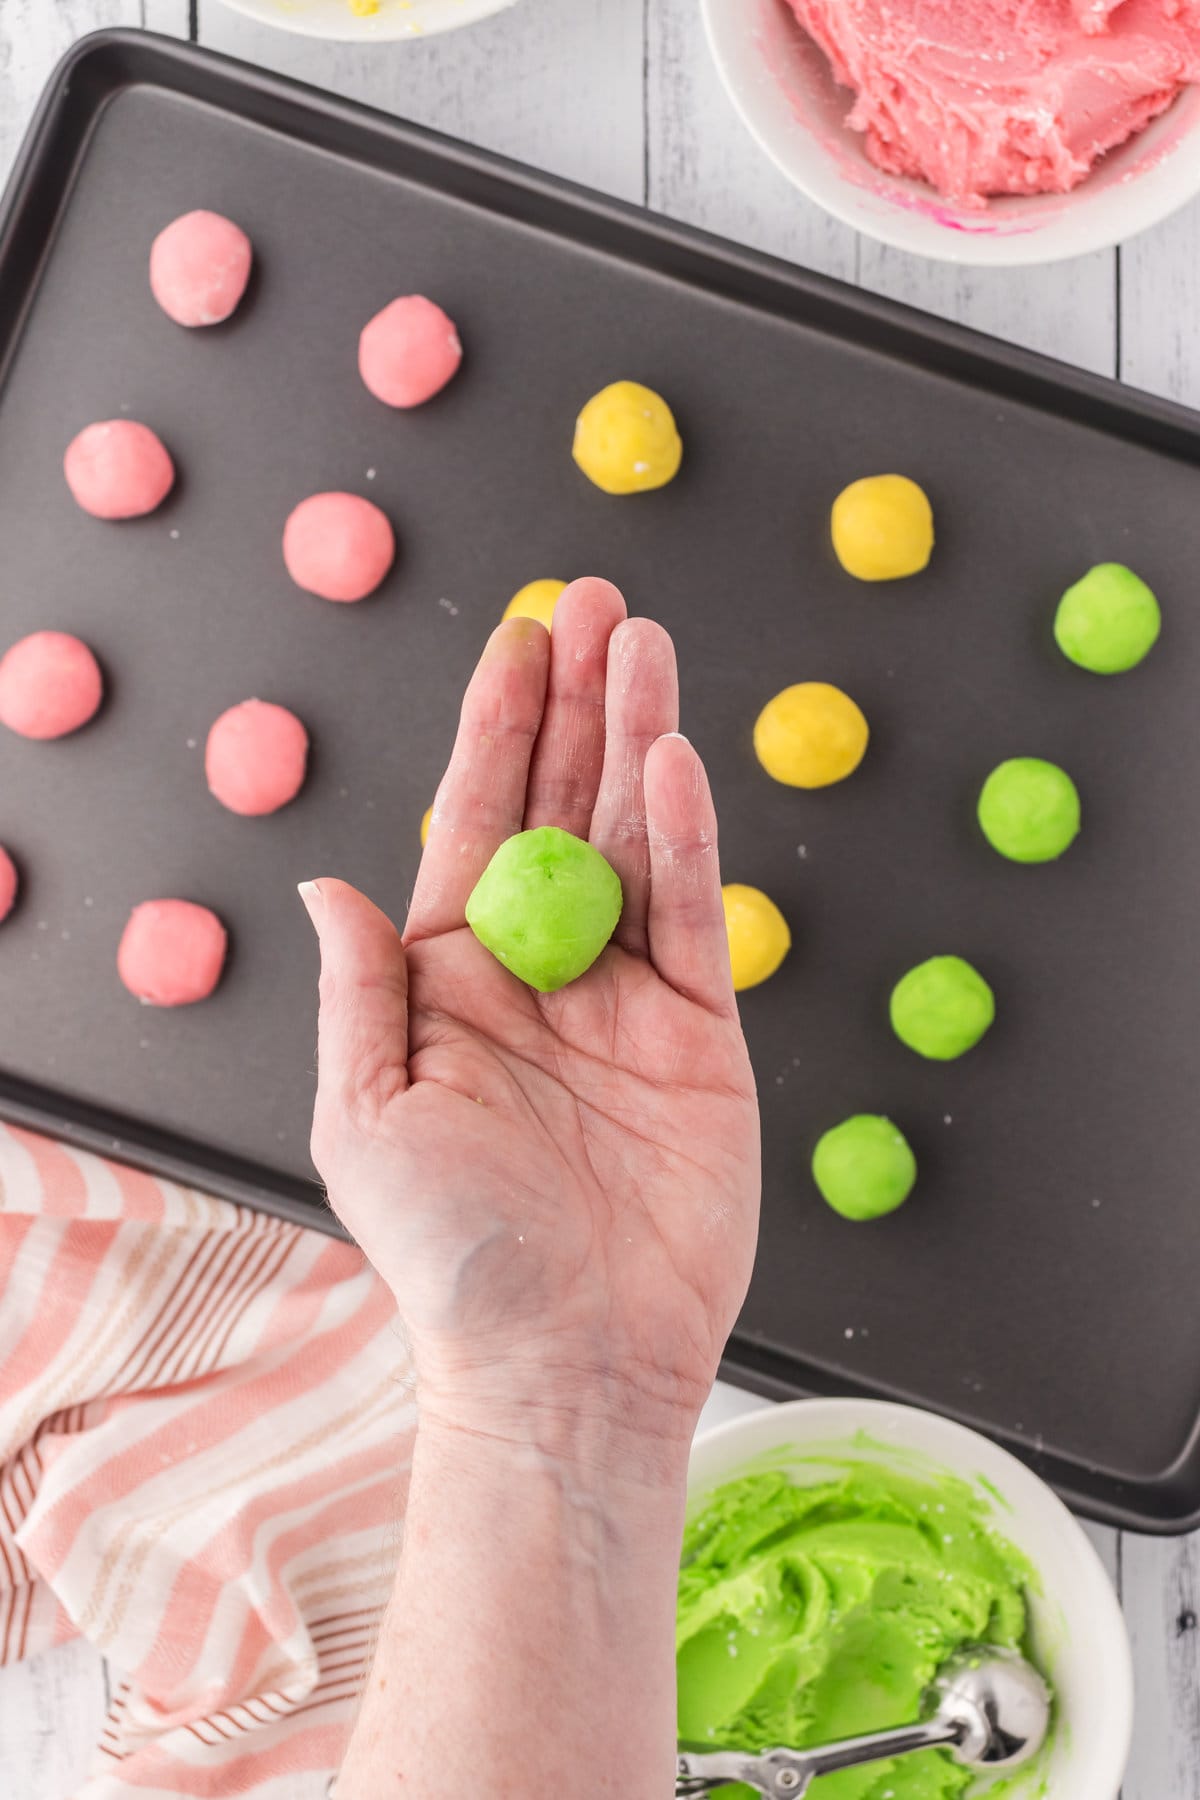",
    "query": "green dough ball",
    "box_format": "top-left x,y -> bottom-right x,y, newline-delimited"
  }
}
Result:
465,825 -> 623,993
890,954 -> 995,1061
812,1115 -> 916,1221
1054,562 -> 1161,673
977,757 -> 1080,864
